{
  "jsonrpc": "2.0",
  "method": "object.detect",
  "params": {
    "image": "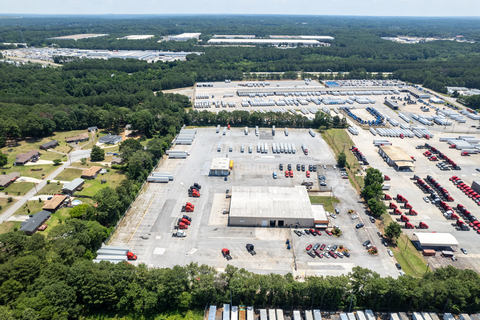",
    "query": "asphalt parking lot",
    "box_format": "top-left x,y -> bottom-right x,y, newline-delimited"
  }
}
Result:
109,127 -> 398,277
351,127 -> 480,272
